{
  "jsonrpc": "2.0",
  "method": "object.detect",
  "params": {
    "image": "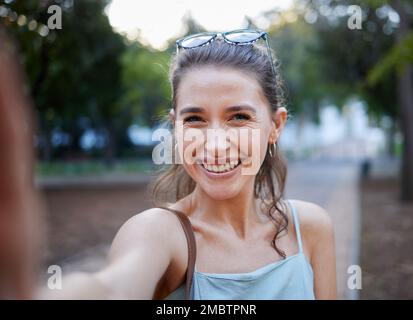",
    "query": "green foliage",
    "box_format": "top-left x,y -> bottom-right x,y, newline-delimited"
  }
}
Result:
300,0 -> 399,120
120,44 -> 171,127
368,31 -> 413,85
3,0 -> 410,164
2,0 -> 127,159
270,17 -> 327,123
